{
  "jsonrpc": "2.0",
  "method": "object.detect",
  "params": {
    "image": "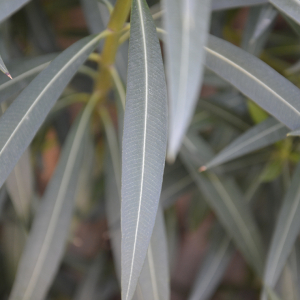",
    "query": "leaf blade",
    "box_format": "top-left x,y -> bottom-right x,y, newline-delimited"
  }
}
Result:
8,95 -> 96,300
163,0 -> 211,161
263,162 -> 300,290
121,0 -> 168,299
0,32 -> 107,191
205,35 -> 300,131
204,118 -> 289,170
0,0 -> 30,23
269,0 -> 300,26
